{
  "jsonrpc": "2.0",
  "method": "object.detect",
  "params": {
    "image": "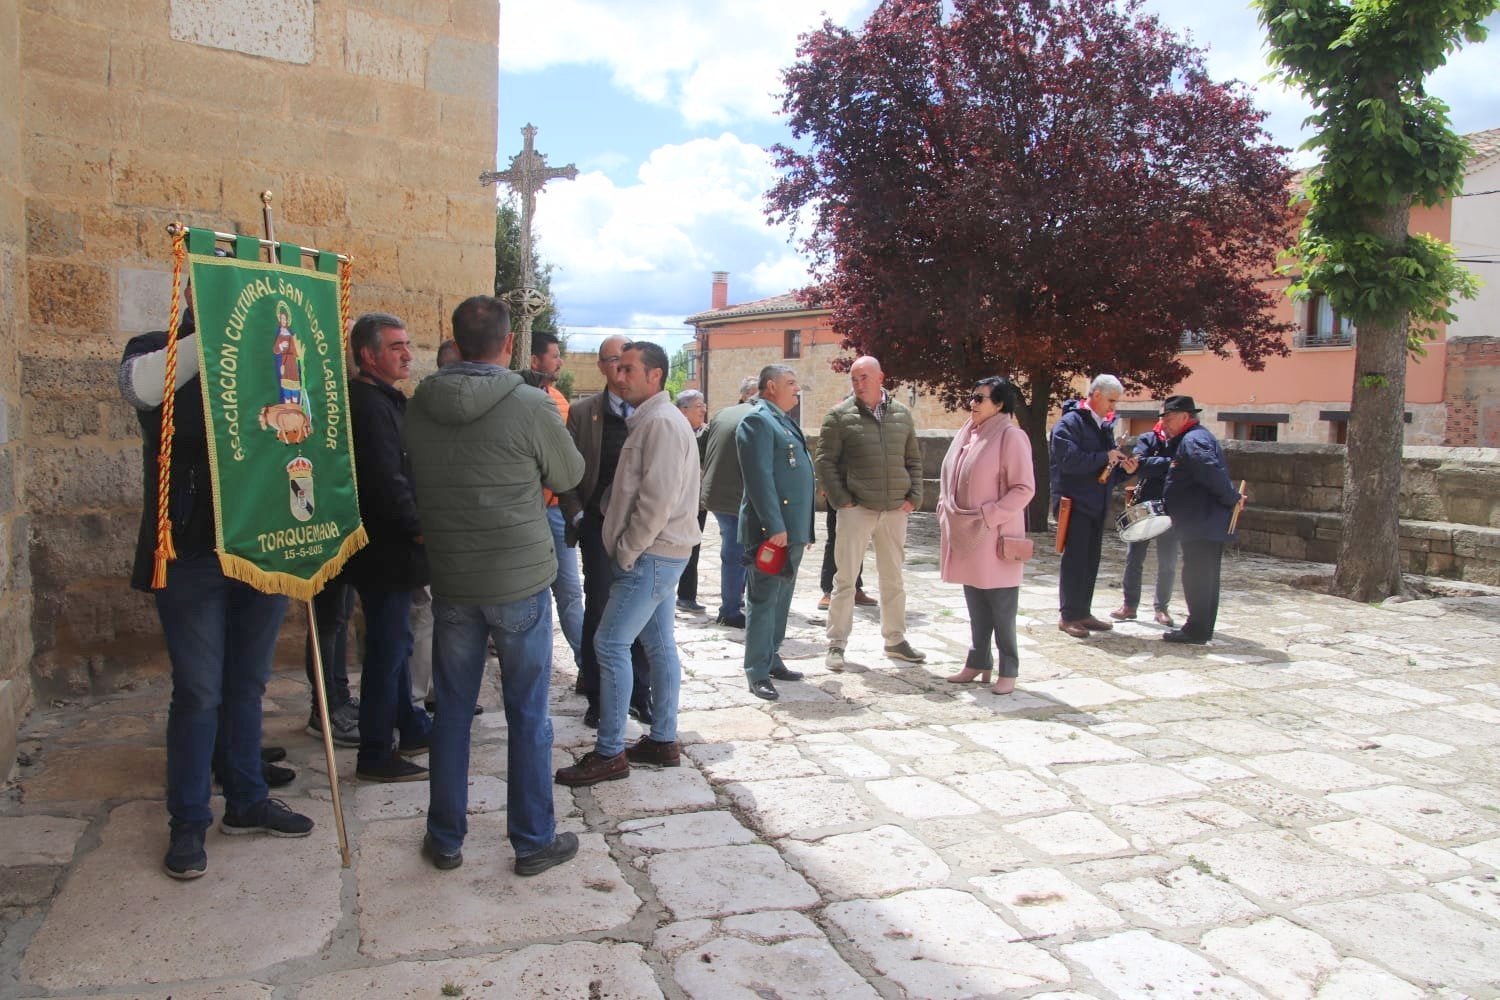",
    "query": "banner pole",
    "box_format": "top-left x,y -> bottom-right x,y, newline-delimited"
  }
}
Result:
307,603 -> 351,867
164,222 -> 350,263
